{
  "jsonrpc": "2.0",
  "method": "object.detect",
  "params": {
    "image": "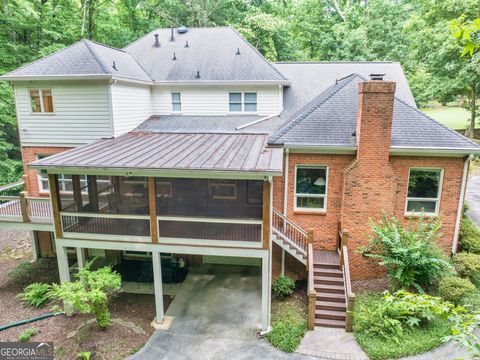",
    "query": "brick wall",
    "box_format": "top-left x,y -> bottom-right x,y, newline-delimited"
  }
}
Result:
21,146 -> 72,197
